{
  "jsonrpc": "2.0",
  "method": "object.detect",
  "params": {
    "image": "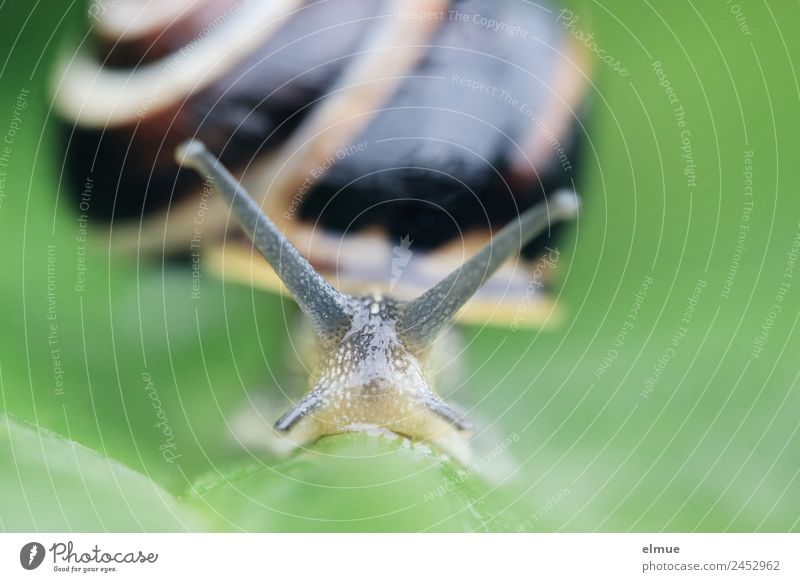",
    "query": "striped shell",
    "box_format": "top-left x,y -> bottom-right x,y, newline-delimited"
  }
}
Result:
53,0 -> 591,327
